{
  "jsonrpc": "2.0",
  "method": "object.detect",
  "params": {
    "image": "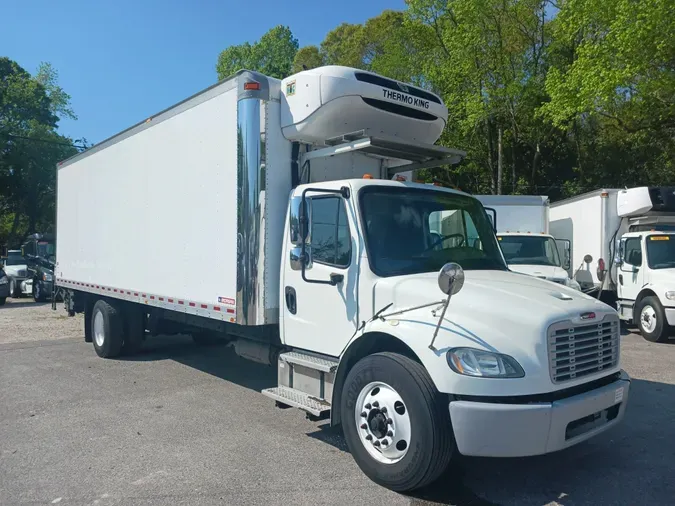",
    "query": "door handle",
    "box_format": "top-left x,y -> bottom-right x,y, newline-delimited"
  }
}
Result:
285,286 -> 297,314
330,273 -> 344,286
619,274 -> 623,285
